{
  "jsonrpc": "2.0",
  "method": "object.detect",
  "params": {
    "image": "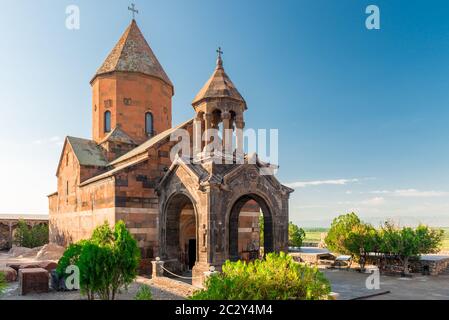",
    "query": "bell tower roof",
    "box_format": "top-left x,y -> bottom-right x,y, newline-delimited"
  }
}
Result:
92,19 -> 172,87
192,48 -> 245,107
